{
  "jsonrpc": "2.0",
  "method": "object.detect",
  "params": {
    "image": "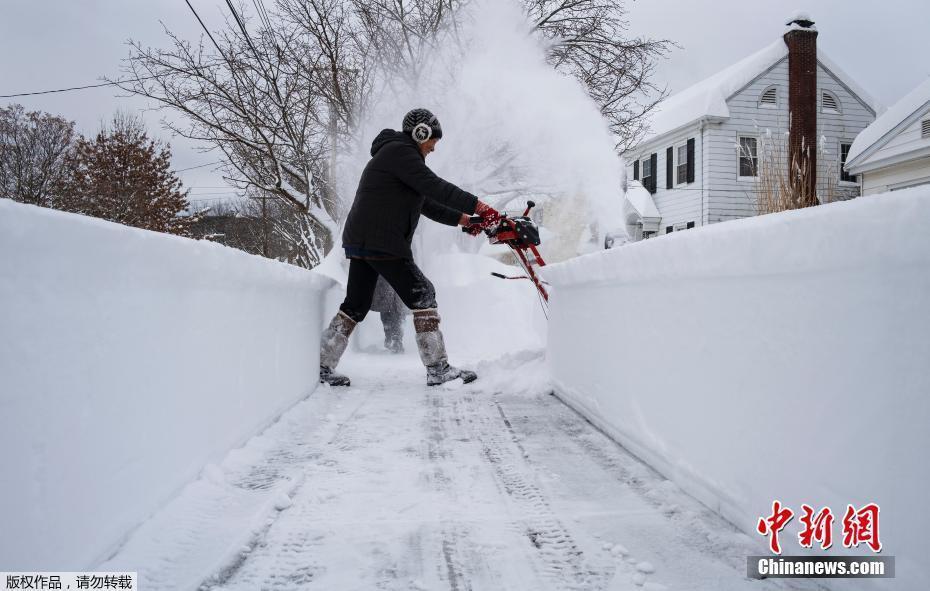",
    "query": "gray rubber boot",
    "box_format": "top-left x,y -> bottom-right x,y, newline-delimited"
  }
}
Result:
413,309 -> 477,386
319,311 -> 356,386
